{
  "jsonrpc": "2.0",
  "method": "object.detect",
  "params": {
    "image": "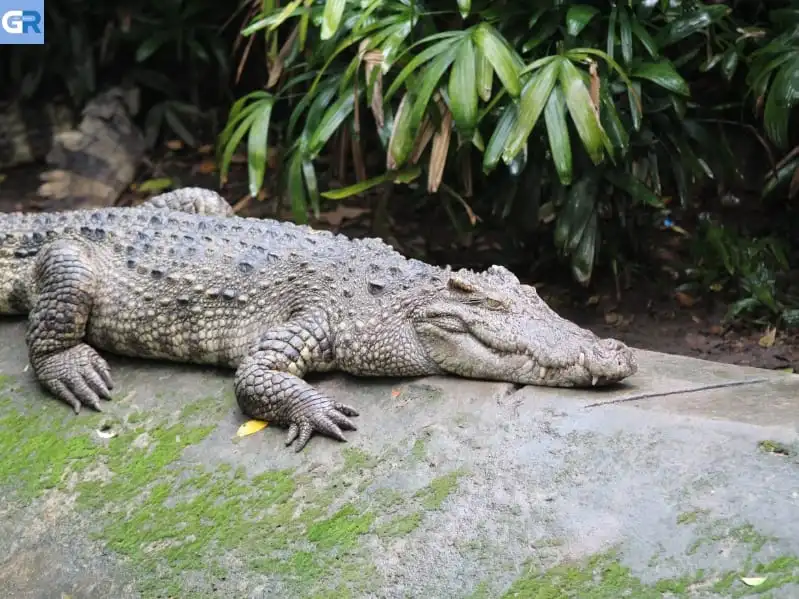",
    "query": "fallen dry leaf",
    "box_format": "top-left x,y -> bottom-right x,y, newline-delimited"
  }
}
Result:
759,326 -> 777,348
604,312 -> 621,325
236,420 -> 268,437
675,291 -> 697,307
193,159 -> 217,175
198,144 -> 214,154
166,139 -> 183,151
316,205 -> 370,227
